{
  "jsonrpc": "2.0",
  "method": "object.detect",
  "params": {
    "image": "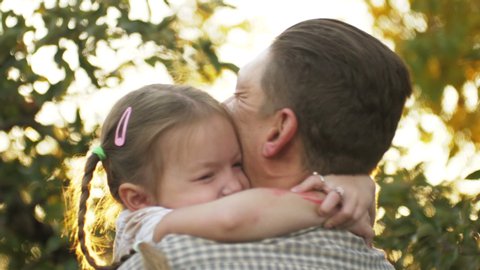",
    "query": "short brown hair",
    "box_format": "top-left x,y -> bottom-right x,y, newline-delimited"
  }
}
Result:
261,19 -> 412,174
